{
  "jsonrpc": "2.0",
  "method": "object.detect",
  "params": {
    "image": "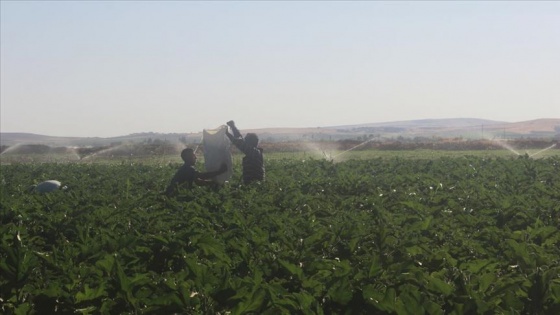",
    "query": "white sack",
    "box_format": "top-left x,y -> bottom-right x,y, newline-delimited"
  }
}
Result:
35,180 -> 61,193
202,126 -> 233,184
